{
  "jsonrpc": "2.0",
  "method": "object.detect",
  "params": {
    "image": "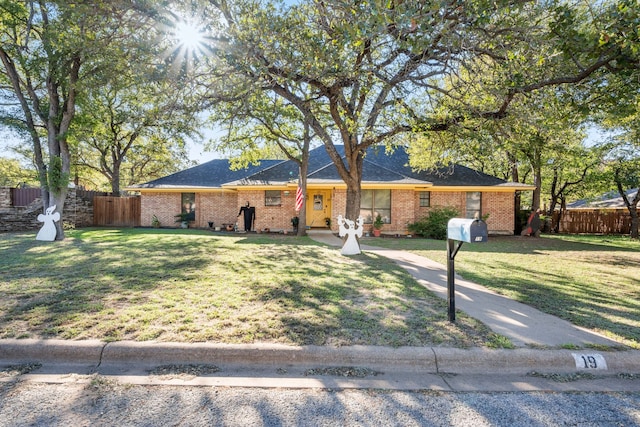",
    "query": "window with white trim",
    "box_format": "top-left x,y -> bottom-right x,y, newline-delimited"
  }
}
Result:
181,193 -> 196,221
419,191 -> 431,207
